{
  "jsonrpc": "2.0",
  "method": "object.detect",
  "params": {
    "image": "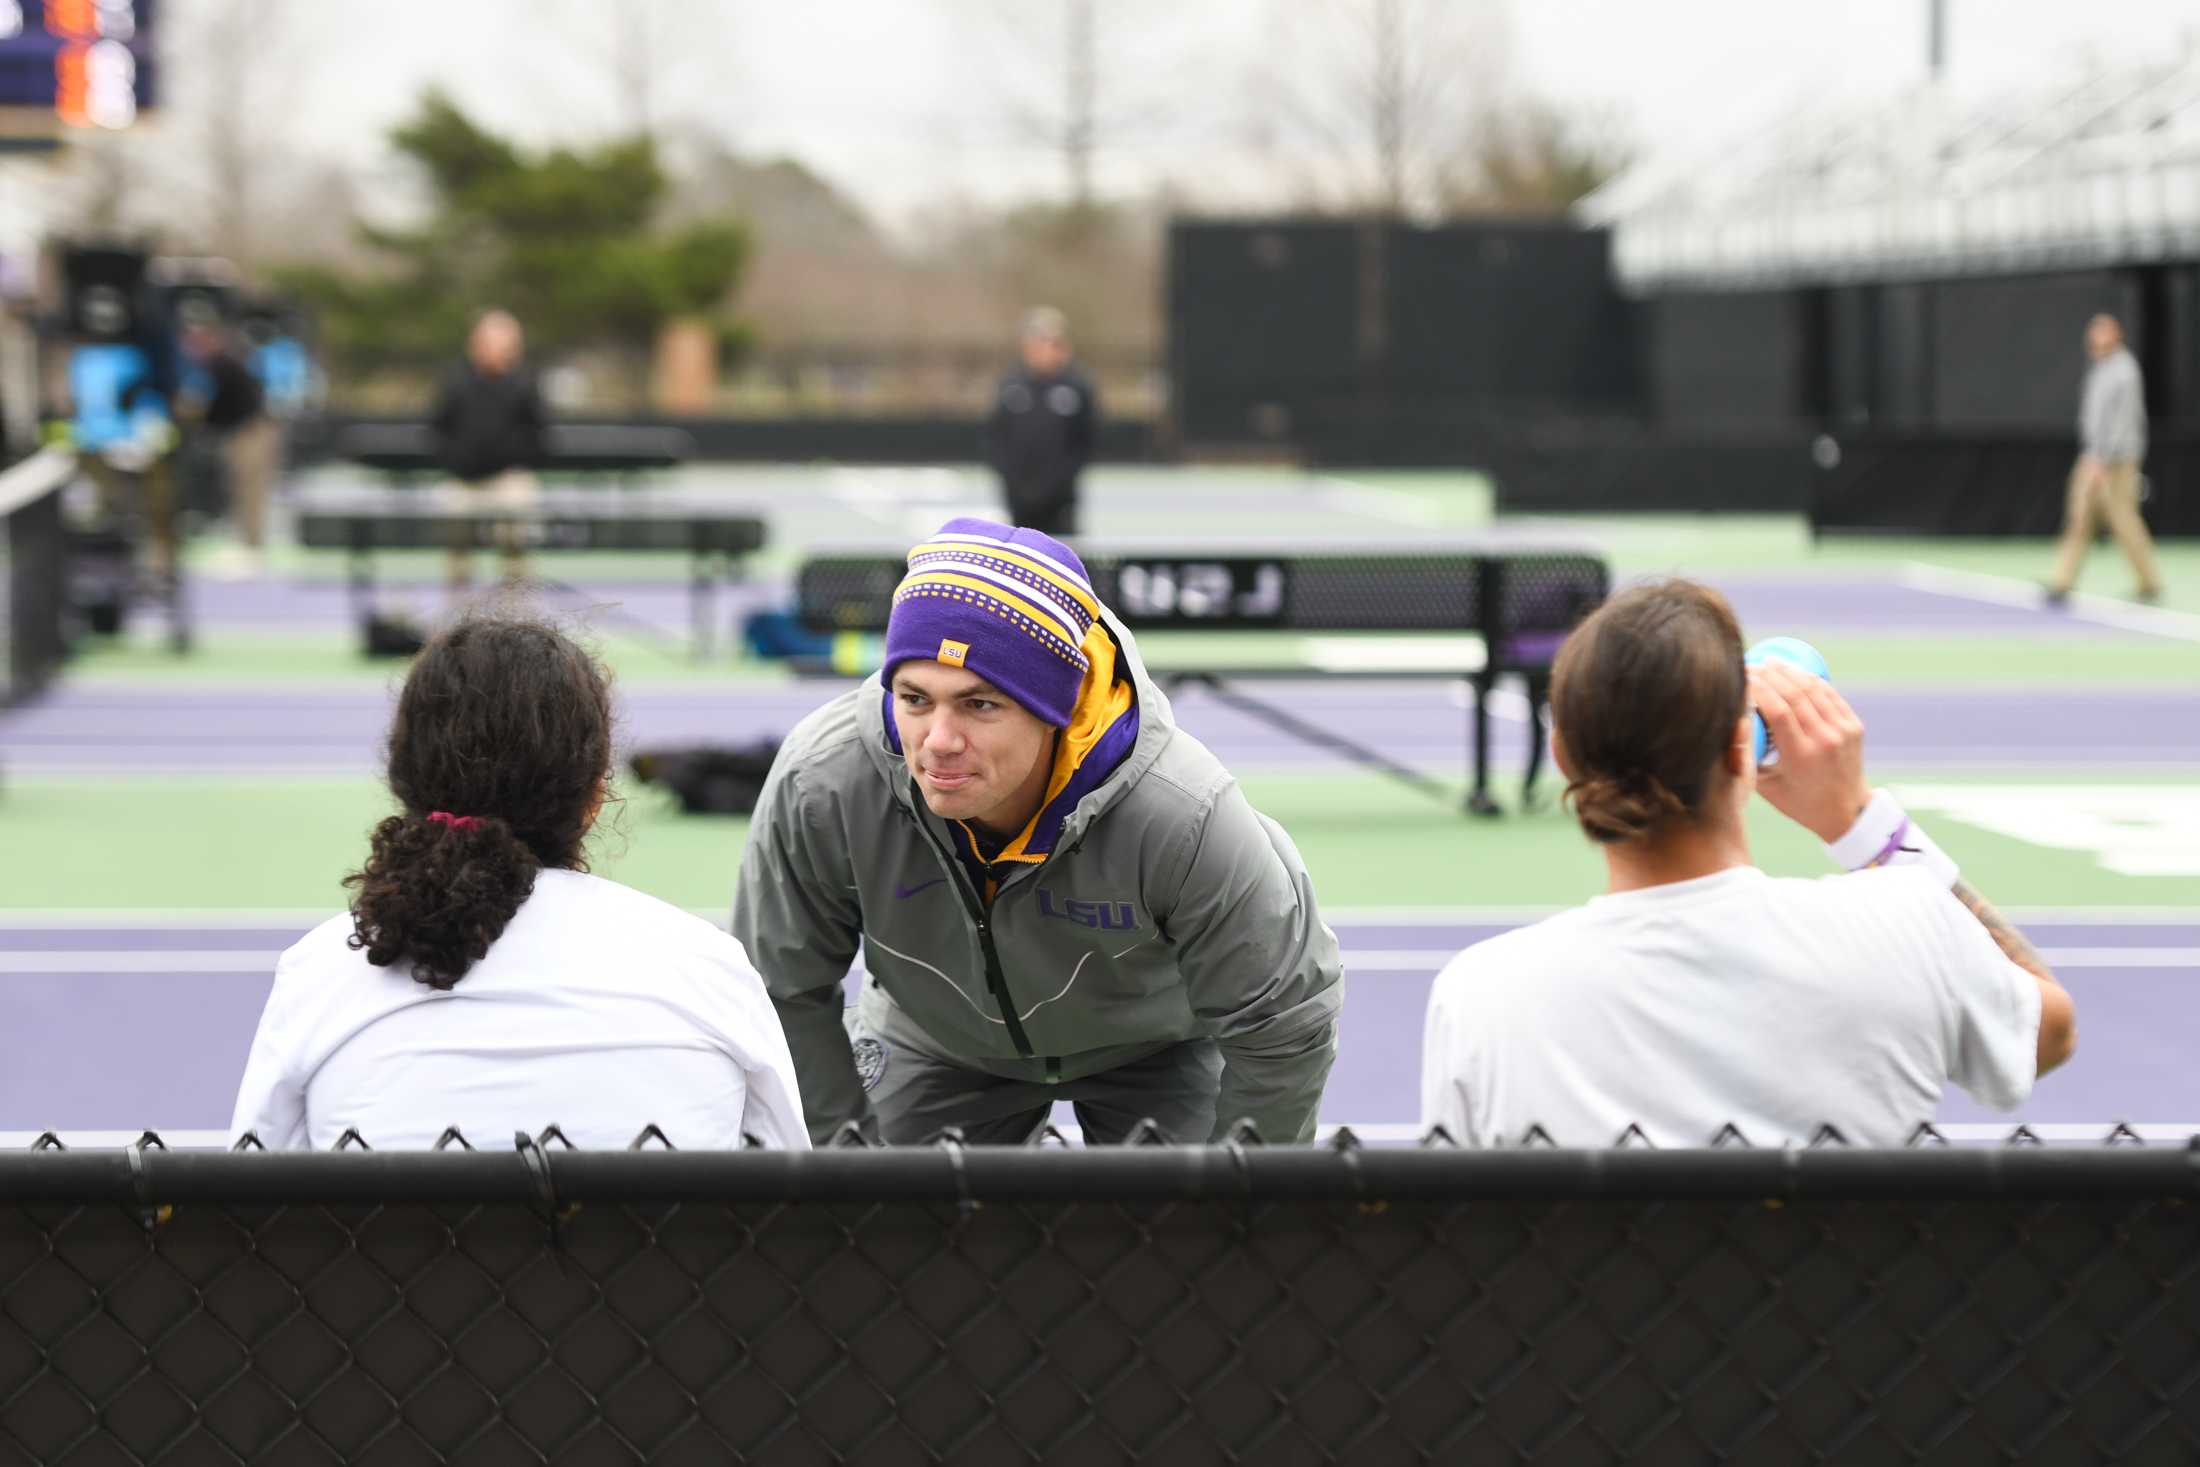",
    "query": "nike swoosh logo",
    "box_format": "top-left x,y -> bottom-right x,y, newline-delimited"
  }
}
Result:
894,878 -> 947,900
